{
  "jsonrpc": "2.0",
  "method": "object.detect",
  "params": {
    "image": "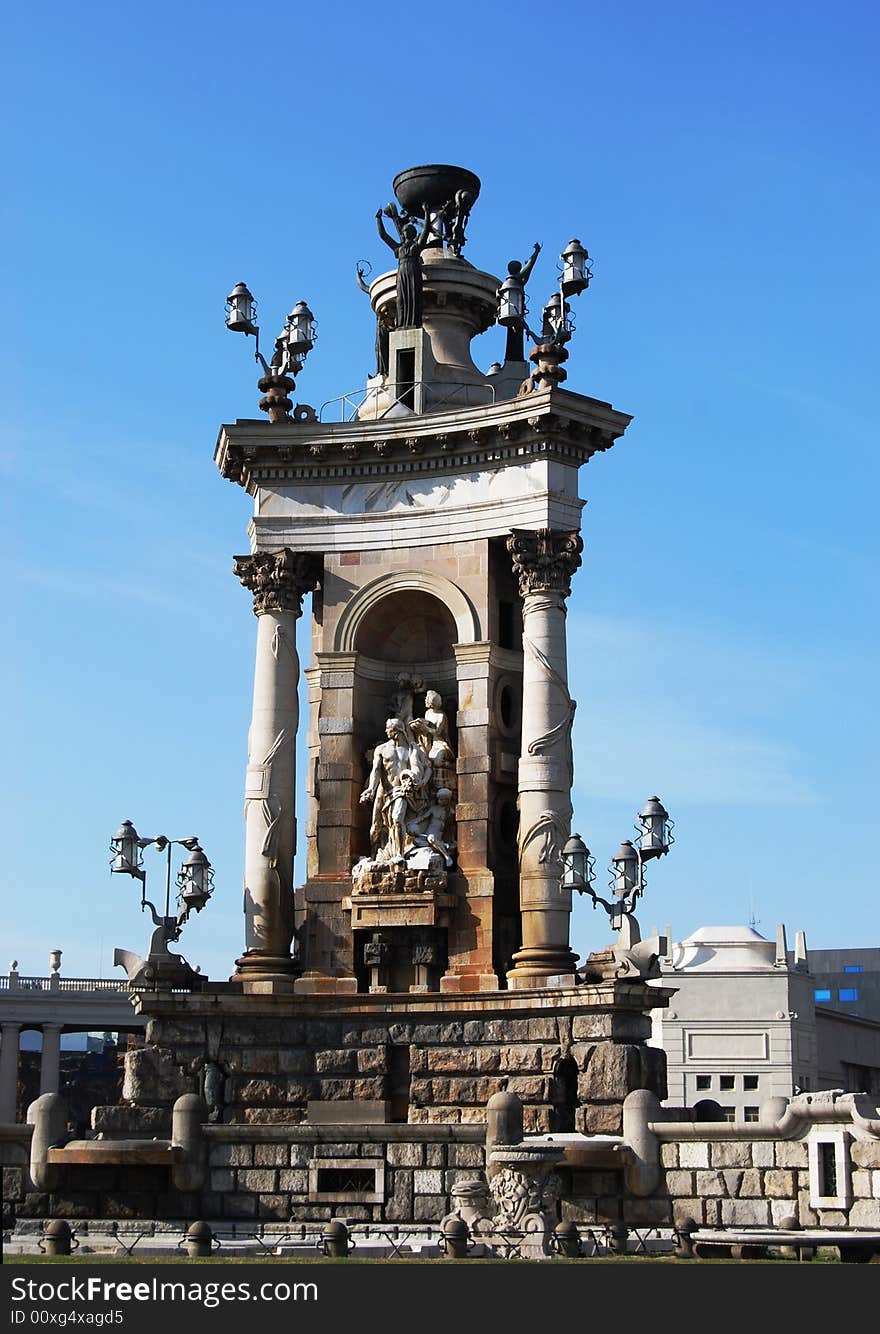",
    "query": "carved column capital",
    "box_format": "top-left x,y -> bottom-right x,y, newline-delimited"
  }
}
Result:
234,549 -> 322,617
507,528 -> 583,598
